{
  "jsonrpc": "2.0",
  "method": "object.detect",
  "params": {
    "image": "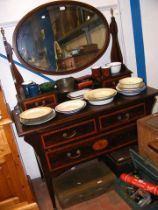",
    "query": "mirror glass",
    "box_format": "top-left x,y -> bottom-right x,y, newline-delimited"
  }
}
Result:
13,1 -> 110,75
